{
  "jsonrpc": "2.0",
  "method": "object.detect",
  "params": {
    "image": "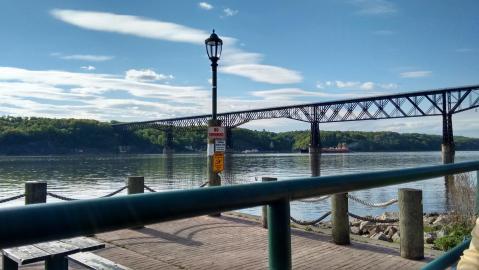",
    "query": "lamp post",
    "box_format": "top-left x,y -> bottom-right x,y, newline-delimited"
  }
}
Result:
205,30 -> 224,192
